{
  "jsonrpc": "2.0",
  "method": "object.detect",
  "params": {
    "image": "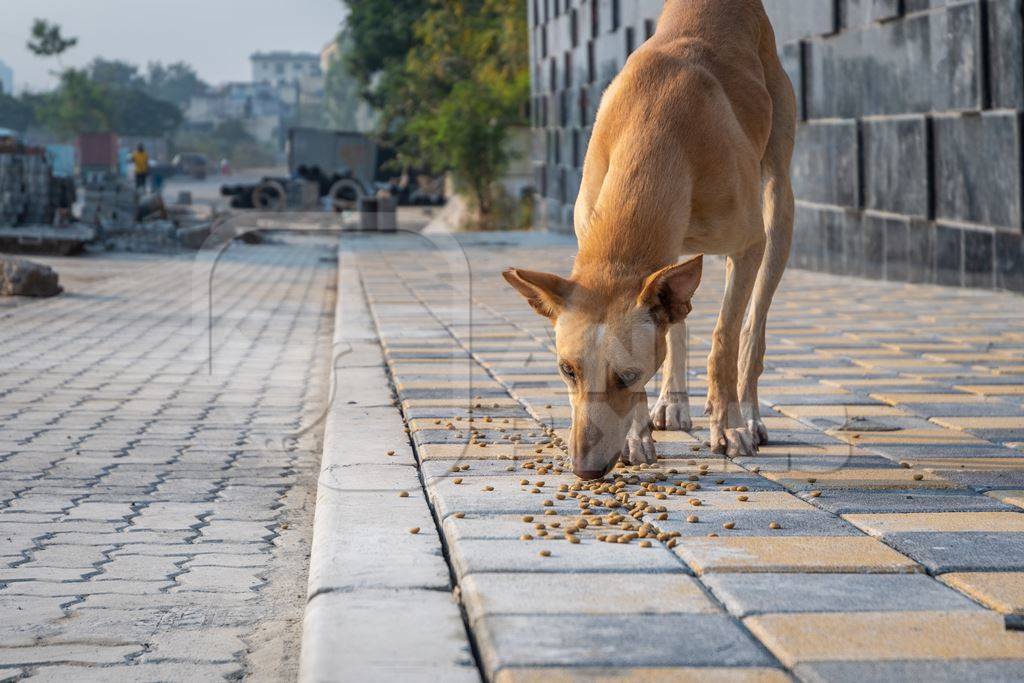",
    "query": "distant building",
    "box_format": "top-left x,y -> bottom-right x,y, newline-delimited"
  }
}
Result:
251,51 -> 324,101
186,81 -> 292,144
0,60 -> 13,95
